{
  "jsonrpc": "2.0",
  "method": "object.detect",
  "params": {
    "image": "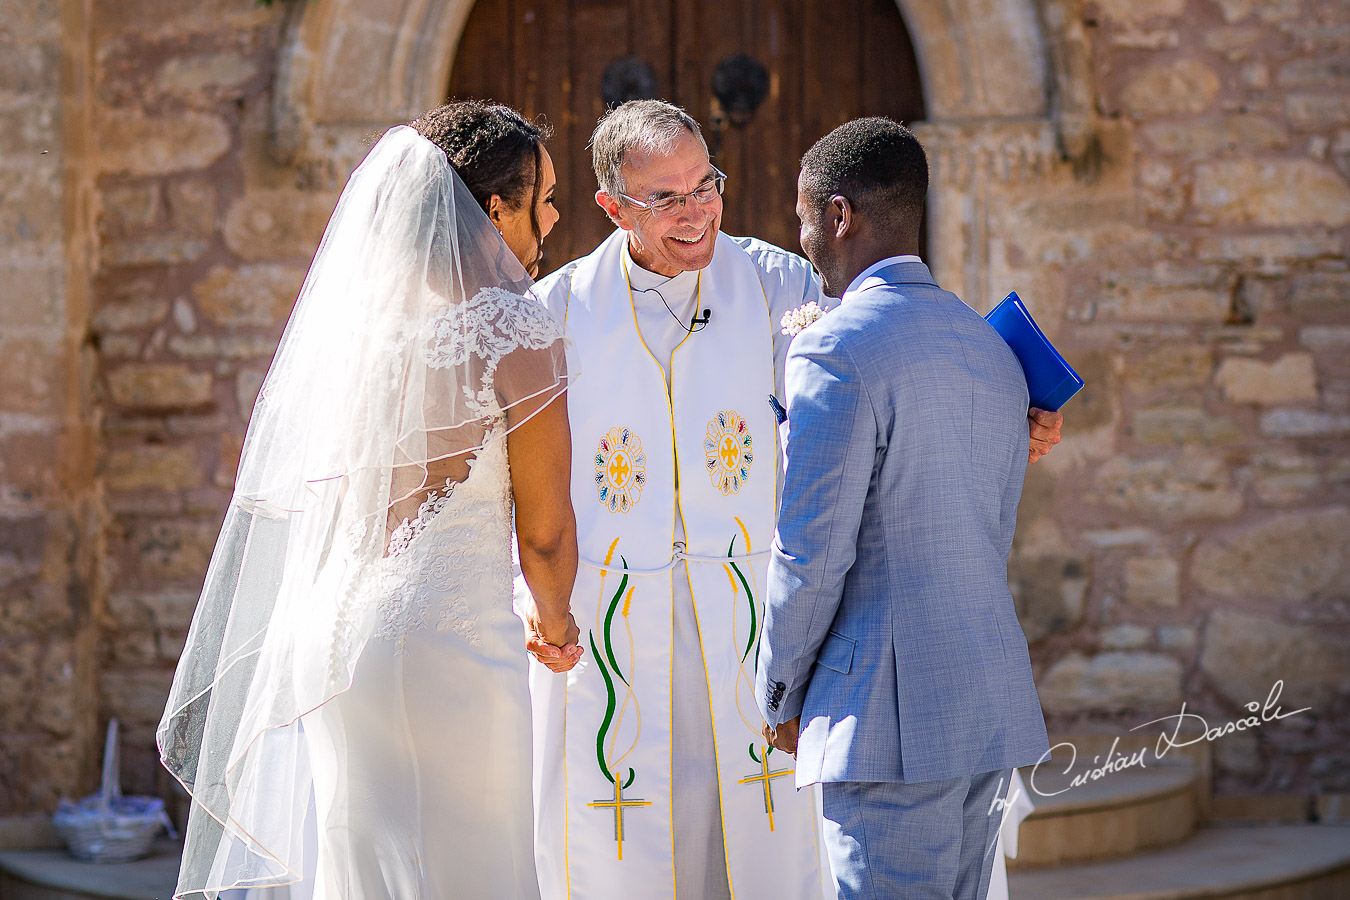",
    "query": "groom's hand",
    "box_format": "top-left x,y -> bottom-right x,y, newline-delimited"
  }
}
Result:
1028,408 -> 1064,463
761,717 -> 801,756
